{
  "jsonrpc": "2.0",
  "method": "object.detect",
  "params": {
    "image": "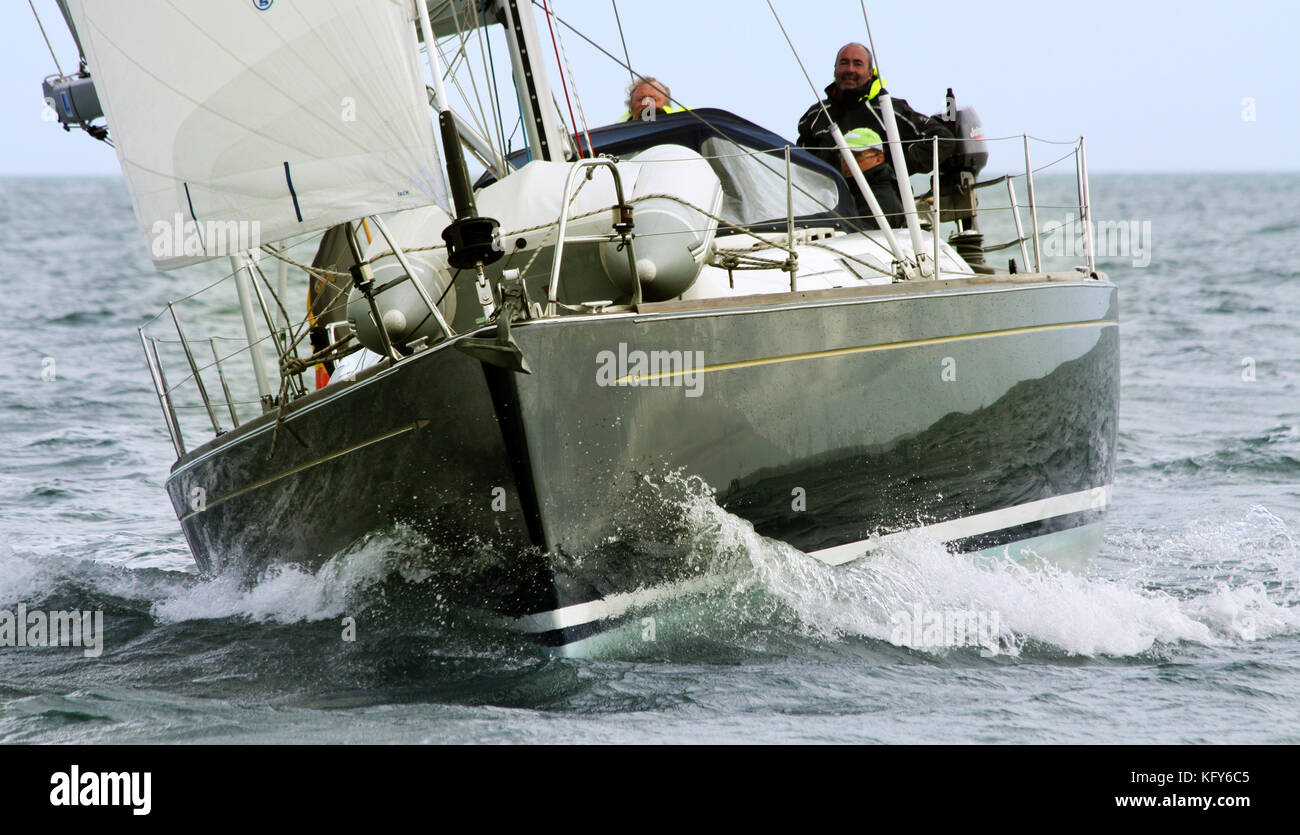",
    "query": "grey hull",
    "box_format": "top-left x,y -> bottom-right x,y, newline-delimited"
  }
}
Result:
166,275 -> 1118,649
